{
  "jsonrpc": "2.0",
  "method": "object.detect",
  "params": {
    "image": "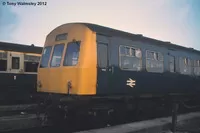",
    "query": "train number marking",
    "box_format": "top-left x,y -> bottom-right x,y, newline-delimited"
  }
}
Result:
126,78 -> 136,88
